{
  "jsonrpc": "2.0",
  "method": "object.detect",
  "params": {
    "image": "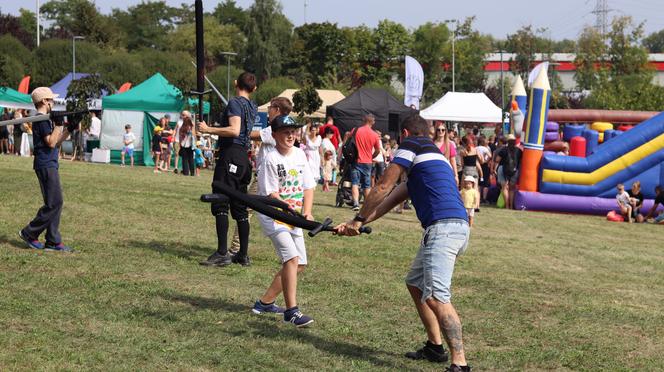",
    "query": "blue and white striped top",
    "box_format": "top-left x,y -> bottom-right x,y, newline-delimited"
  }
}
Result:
392,136 -> 468,227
